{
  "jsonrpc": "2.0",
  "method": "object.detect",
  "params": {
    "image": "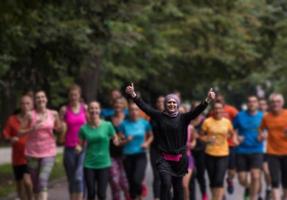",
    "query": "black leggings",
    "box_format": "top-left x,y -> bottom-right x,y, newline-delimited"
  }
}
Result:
160,172 -> 183,200
150,147 -> 161,199
124,153 -> 147,199
189,150 -> 207,200
268,154 -> 287,188
84,167 -> 109,200
205,154 -> 228,188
